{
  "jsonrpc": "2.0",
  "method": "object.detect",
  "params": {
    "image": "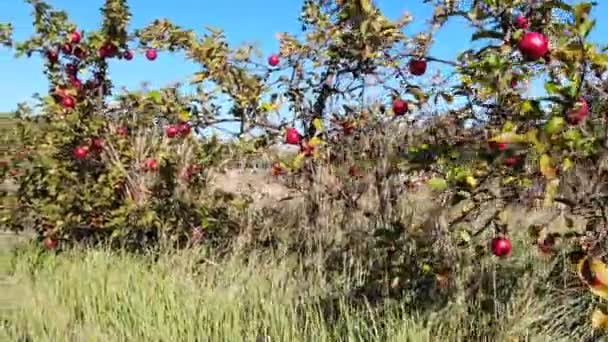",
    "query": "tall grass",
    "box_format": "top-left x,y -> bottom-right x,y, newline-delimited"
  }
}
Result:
0,238 -> 598,342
